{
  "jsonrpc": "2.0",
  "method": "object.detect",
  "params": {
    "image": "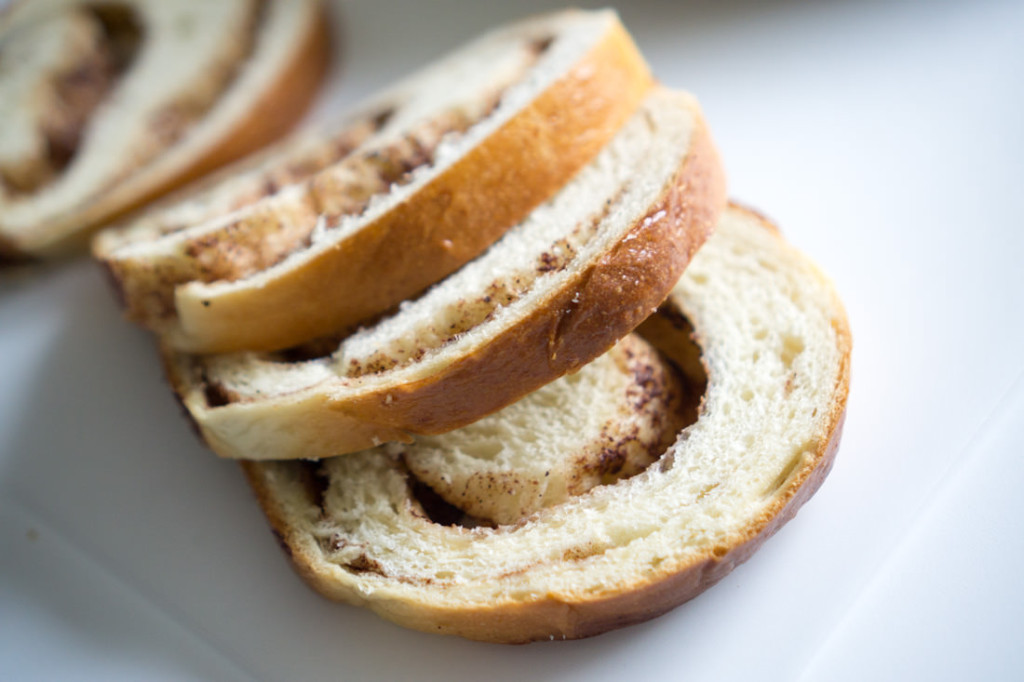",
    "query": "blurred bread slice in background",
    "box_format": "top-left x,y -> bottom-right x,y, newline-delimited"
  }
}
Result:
0,0 -> 329,260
